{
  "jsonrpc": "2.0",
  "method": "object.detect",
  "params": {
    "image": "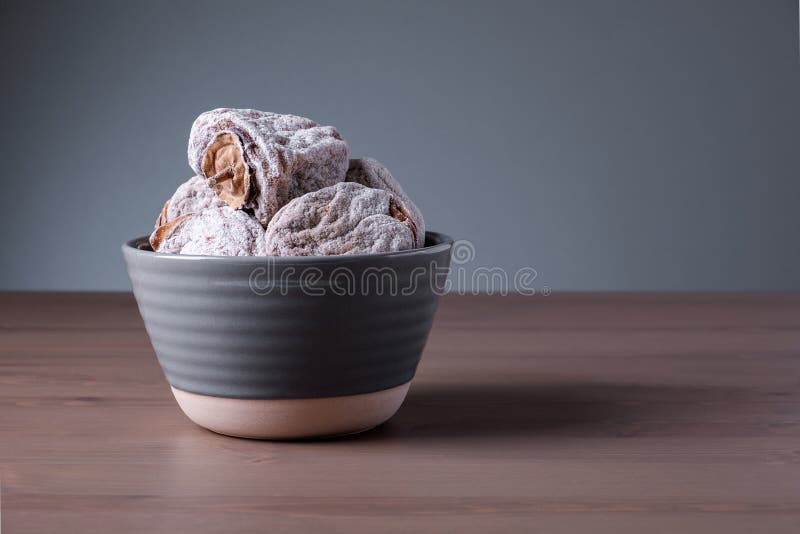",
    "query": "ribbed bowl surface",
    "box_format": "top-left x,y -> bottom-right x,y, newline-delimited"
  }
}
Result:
122,232 -> 453,399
